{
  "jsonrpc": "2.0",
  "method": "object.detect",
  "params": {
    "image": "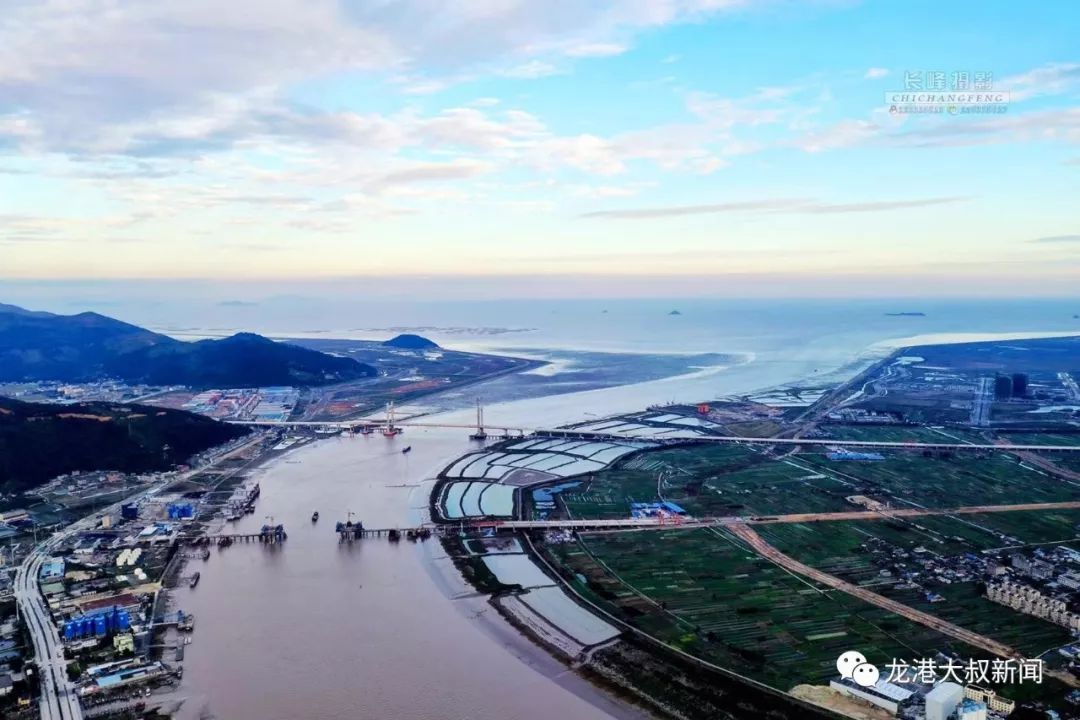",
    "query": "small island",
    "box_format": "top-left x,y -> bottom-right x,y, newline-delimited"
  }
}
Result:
668,309 -> 682,316
885,311 -> 926,317
381,333 -> 440,350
